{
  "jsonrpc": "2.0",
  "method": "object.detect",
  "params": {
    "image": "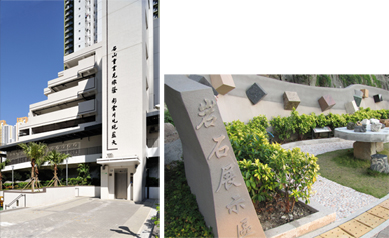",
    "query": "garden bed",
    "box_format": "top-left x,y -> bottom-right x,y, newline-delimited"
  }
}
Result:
256,194 -> 315,231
